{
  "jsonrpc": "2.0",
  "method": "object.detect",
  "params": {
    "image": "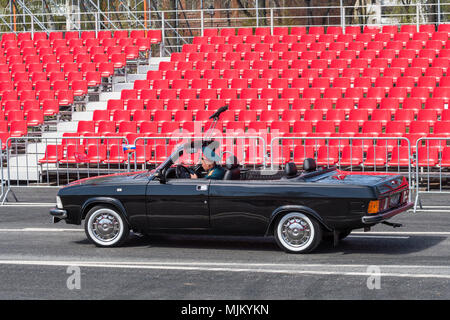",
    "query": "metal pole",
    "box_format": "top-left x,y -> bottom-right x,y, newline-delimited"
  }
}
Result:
270,8 -> 273,34
31,14 -> 34,36
340,0 -> 345,32
438,0 -> 441,25
201,10 -> 204,36
161,11 -> 165,57
416,2 -> 420,32
95,12 -> 98,35
255,0 -> 259,27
